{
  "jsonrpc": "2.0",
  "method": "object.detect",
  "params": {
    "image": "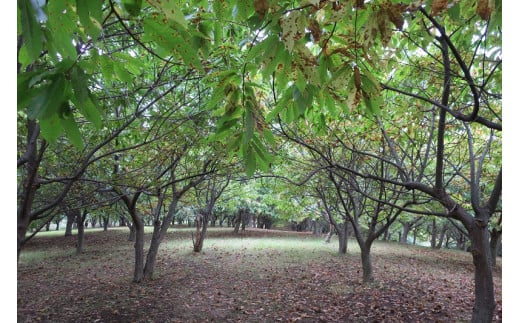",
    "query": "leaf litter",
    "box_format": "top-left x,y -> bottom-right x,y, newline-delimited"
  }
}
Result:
18,228 -> 501,322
